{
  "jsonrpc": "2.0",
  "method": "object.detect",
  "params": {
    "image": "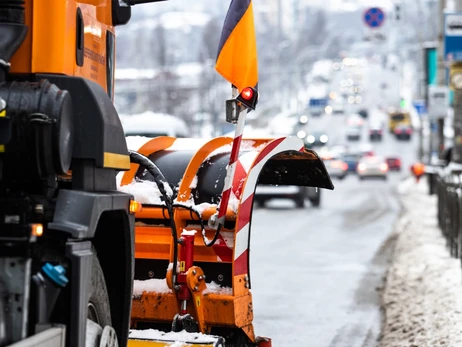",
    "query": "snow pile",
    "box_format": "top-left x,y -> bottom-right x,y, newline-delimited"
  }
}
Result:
128,328 -> 221,344
189,175 -> 198,189
133,279 -> 172,297
118,179 -> 164,205
181,229 -> 196,236
171,198 -> 217,216
125,136 -> 152,151
202,281 -> 233,295
228,192 -> 240,213
379,178 -> 462,347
